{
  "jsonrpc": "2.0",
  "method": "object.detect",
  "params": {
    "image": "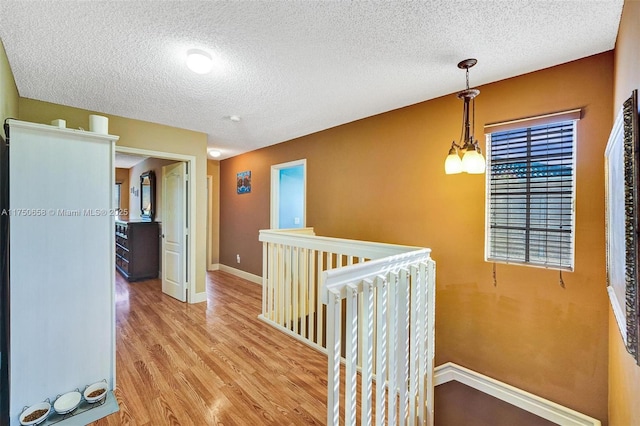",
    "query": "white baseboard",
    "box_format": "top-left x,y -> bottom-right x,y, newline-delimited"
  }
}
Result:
434,362 -> 601,426
208,263 -> 219,271
217,264 -> 262,285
